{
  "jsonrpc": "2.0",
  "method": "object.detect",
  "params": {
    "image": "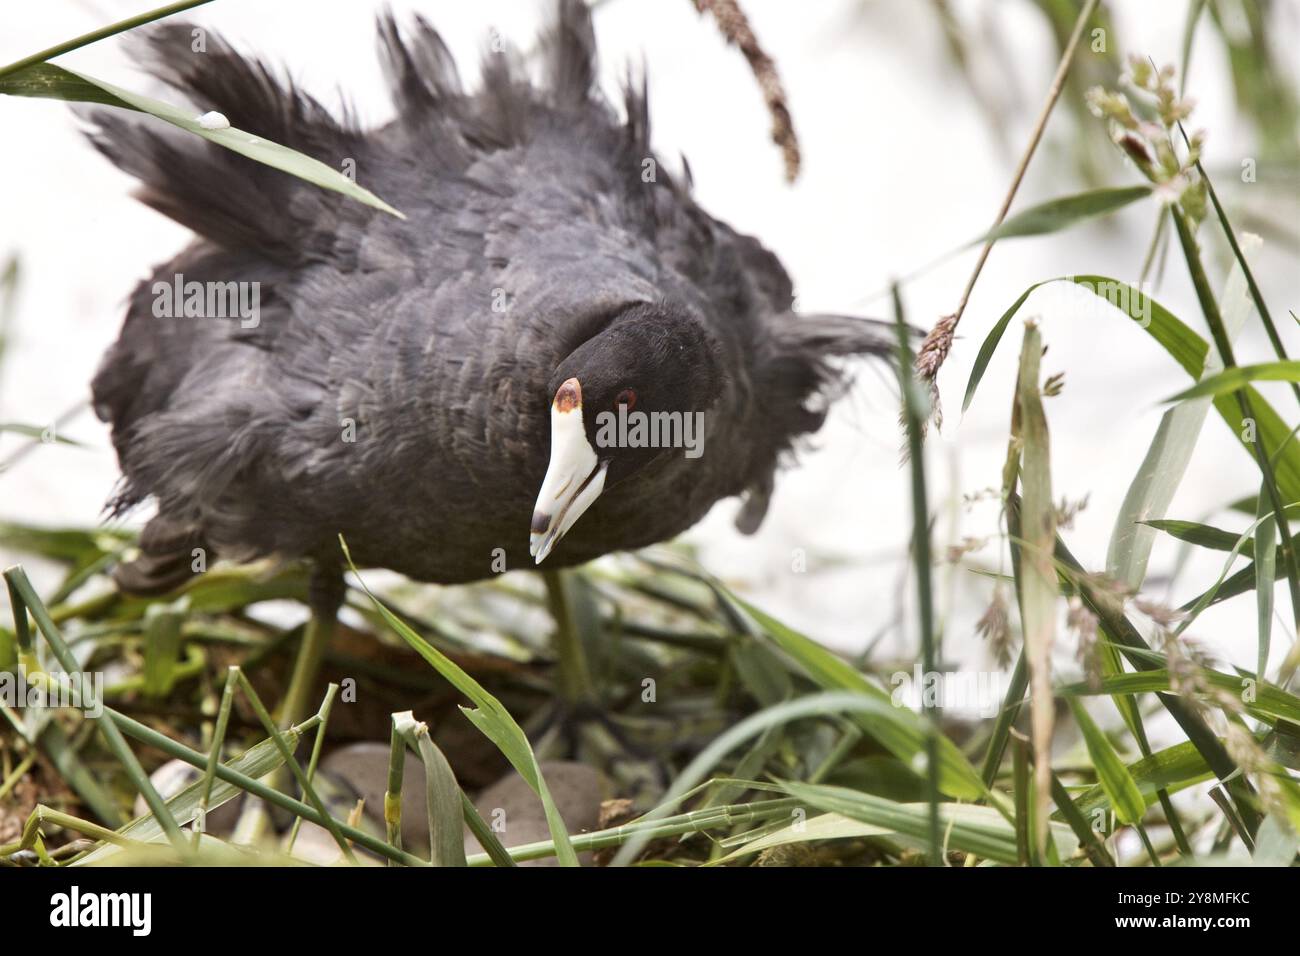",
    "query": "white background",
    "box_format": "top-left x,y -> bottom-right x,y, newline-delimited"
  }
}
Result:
2,0 -> 1298,711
